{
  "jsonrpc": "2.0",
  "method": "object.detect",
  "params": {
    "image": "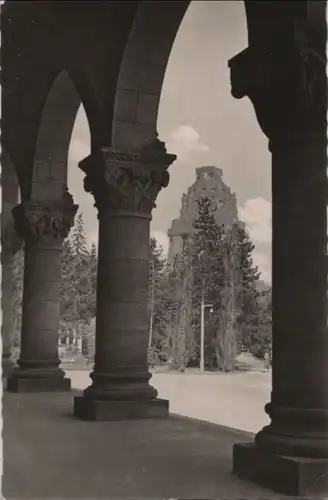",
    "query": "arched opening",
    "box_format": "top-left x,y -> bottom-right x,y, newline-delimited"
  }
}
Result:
33,70 -> 98,363
11,70 -> 99,367
60,105 -> 97,362
148,1 -> 272,432
31,71 -> 82,201
28,2 -> 272,431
